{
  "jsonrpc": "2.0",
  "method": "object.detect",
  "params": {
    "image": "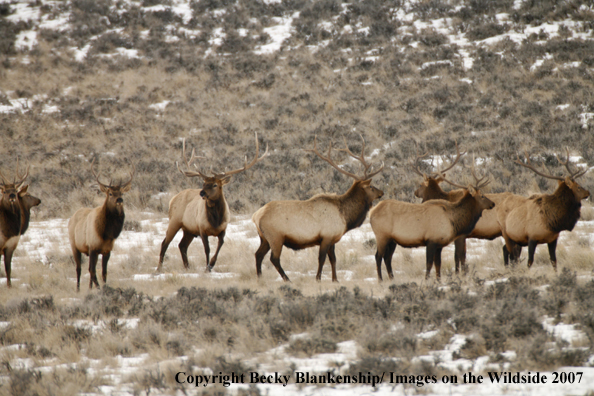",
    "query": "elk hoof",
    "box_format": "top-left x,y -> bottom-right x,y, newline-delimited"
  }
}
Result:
205,265 -> 212,273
